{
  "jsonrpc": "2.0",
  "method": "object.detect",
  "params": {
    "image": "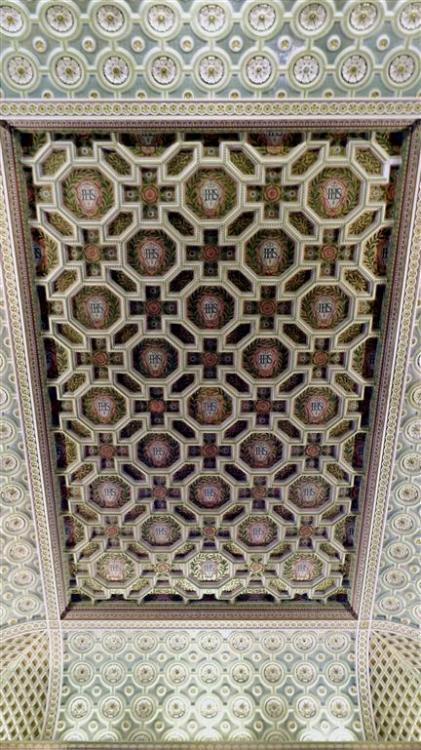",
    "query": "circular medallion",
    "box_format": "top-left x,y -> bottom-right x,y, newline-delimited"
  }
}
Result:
143,2 -> 180,39
0,4 -> 26,35
297,2 -> 331,33
397,1 -> 421,33
196,53 -> 227,89
339,52 -> 371,86
4,53 -> 38,90
291,53 -> 323,87
44,3 -> 77,35
242,1 -> 281,38
54,55 -> 83,87
147,53 -> 181,89
348,2 -> 380,33
197,3 -> 228,35
246,54 -> 273,85
95,4 -> 126,33
386,52 -> 418,87
101,54 -> 131,87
